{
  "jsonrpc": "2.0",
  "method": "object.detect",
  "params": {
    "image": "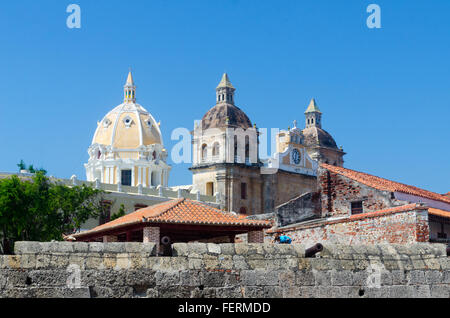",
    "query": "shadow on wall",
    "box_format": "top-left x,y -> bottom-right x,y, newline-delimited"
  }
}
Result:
275,192 -> 321,227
